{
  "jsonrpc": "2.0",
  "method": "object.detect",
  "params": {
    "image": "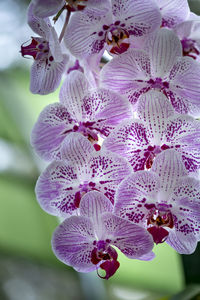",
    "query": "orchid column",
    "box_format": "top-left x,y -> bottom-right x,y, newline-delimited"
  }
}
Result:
21,0 -> 200,280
